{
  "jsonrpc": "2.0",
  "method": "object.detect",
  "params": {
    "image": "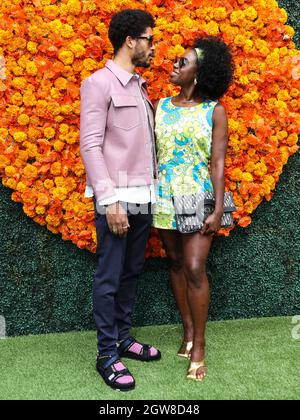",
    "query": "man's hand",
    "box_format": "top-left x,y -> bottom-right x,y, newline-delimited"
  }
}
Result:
106,202 -> 130,237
